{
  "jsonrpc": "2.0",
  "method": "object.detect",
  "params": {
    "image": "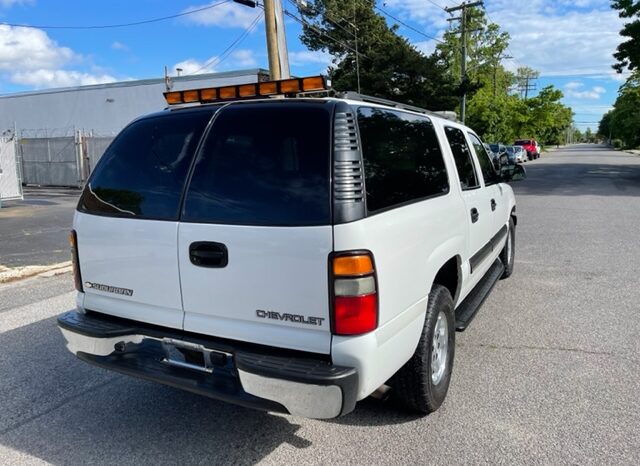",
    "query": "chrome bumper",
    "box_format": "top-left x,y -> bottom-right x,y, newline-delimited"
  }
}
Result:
58,311 -> 357,419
